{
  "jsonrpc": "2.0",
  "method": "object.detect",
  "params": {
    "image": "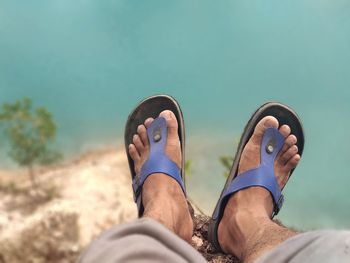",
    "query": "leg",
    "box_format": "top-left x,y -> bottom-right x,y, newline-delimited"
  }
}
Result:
79,110 -> 204,263
78,218 -> 205,263
257,230 -> 350,263
218,116 -> 301,263
129,110 -> 193,242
